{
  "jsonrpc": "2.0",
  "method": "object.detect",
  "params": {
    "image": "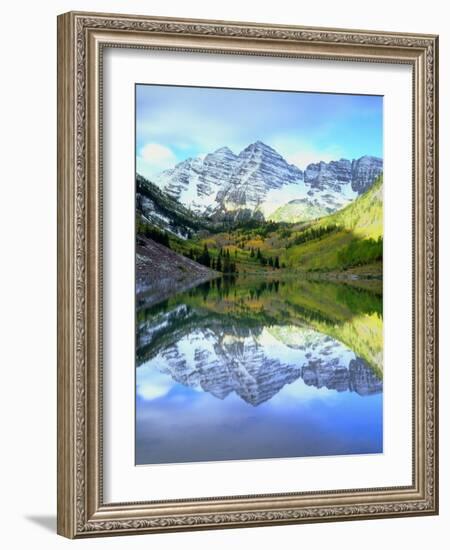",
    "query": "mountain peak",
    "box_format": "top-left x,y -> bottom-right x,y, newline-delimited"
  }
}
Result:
249,140 -> 275,152
354,154 -> 380,163
212,146 -> 235,156
238,141 -> 281,161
